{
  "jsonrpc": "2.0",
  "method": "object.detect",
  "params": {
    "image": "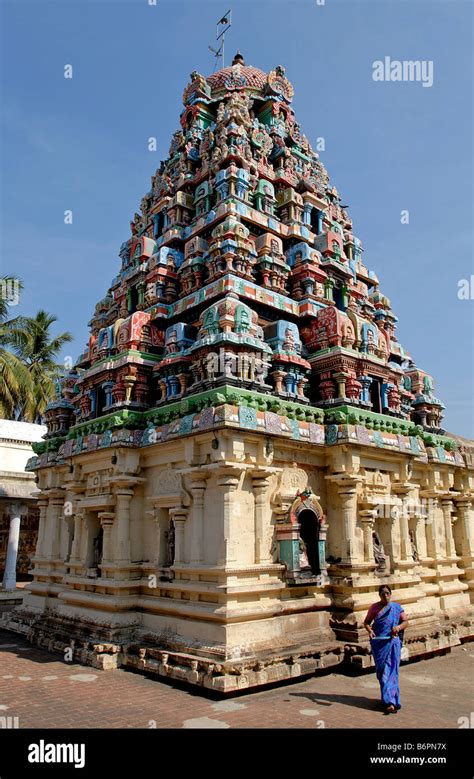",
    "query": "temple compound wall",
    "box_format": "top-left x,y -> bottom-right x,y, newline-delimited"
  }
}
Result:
5,412 -> 473,692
